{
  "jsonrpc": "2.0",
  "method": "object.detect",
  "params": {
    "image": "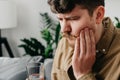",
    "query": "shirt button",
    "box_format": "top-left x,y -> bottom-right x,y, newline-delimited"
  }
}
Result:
96,50 -> 99,53
102,49 -> 106,52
